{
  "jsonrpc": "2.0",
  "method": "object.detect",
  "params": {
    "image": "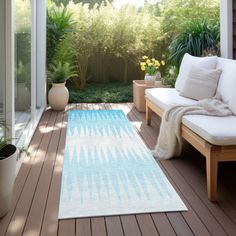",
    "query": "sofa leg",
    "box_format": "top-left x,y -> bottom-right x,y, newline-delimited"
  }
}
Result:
146,105 -> 152,125
206,153 -> 218,201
